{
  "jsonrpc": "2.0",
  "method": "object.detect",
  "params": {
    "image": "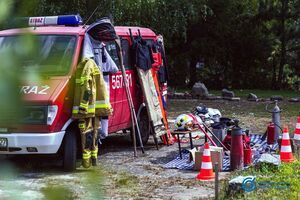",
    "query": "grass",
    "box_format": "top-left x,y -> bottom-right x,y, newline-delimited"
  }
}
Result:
168,93 -> 300,199
222,156 -> 300,200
